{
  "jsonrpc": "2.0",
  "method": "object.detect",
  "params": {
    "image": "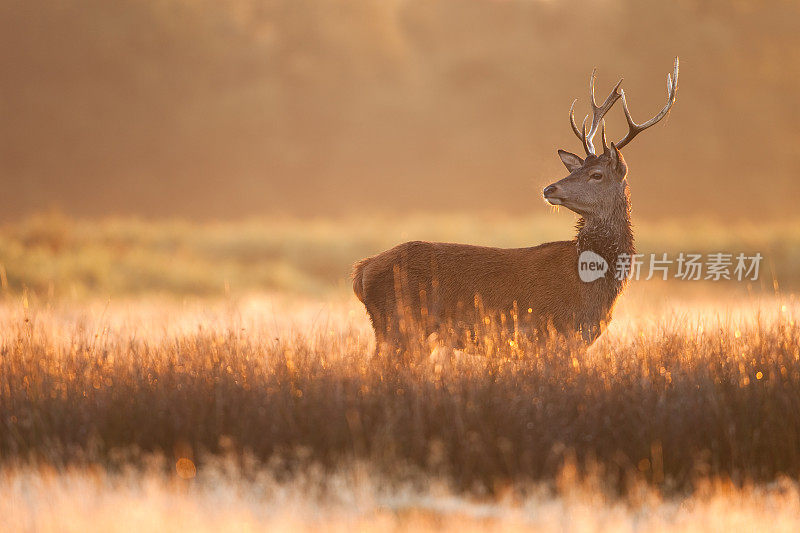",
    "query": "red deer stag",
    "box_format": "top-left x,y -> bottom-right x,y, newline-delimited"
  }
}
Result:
353,58 -> 679,353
